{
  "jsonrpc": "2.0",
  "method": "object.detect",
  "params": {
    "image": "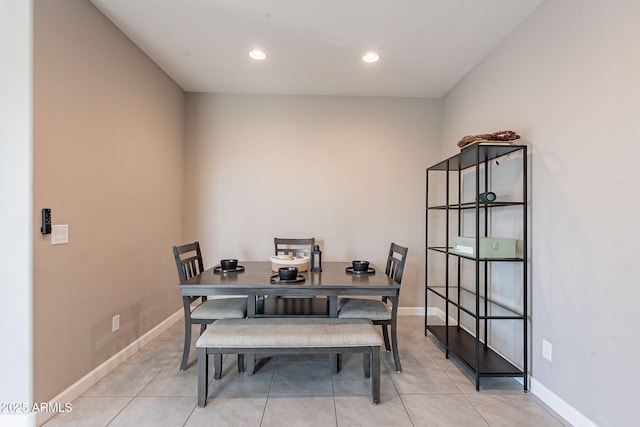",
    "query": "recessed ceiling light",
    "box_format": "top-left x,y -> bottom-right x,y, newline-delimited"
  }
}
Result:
362,52 -> 380,63
249,49 -> 267,60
